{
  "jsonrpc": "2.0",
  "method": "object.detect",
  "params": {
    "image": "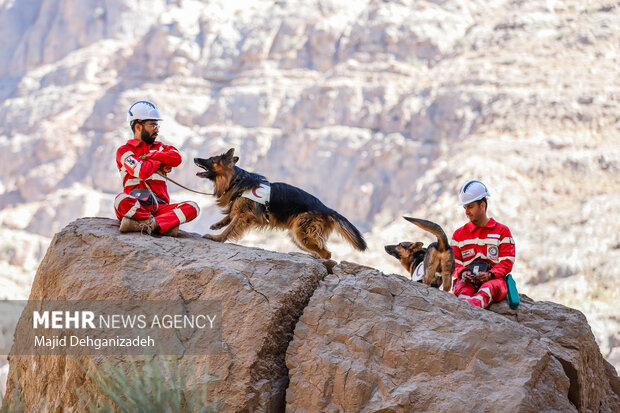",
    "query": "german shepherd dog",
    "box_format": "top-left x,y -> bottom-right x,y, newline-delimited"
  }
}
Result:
385,217 -> 454,291
384,241 -> 426,281
194,148 -> 367,259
